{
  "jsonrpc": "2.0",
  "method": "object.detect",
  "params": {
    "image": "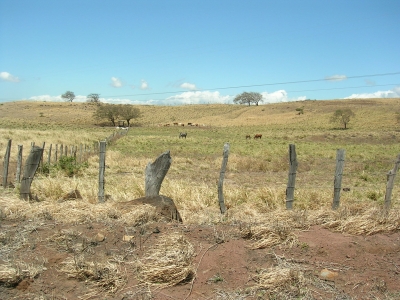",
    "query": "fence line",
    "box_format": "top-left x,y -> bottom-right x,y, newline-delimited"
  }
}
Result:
1,130 -> 399,211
